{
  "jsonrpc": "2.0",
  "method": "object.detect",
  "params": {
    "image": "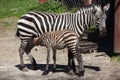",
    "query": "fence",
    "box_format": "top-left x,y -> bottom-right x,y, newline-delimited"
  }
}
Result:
57,0 -> 110,8
39,0 -> 110,8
